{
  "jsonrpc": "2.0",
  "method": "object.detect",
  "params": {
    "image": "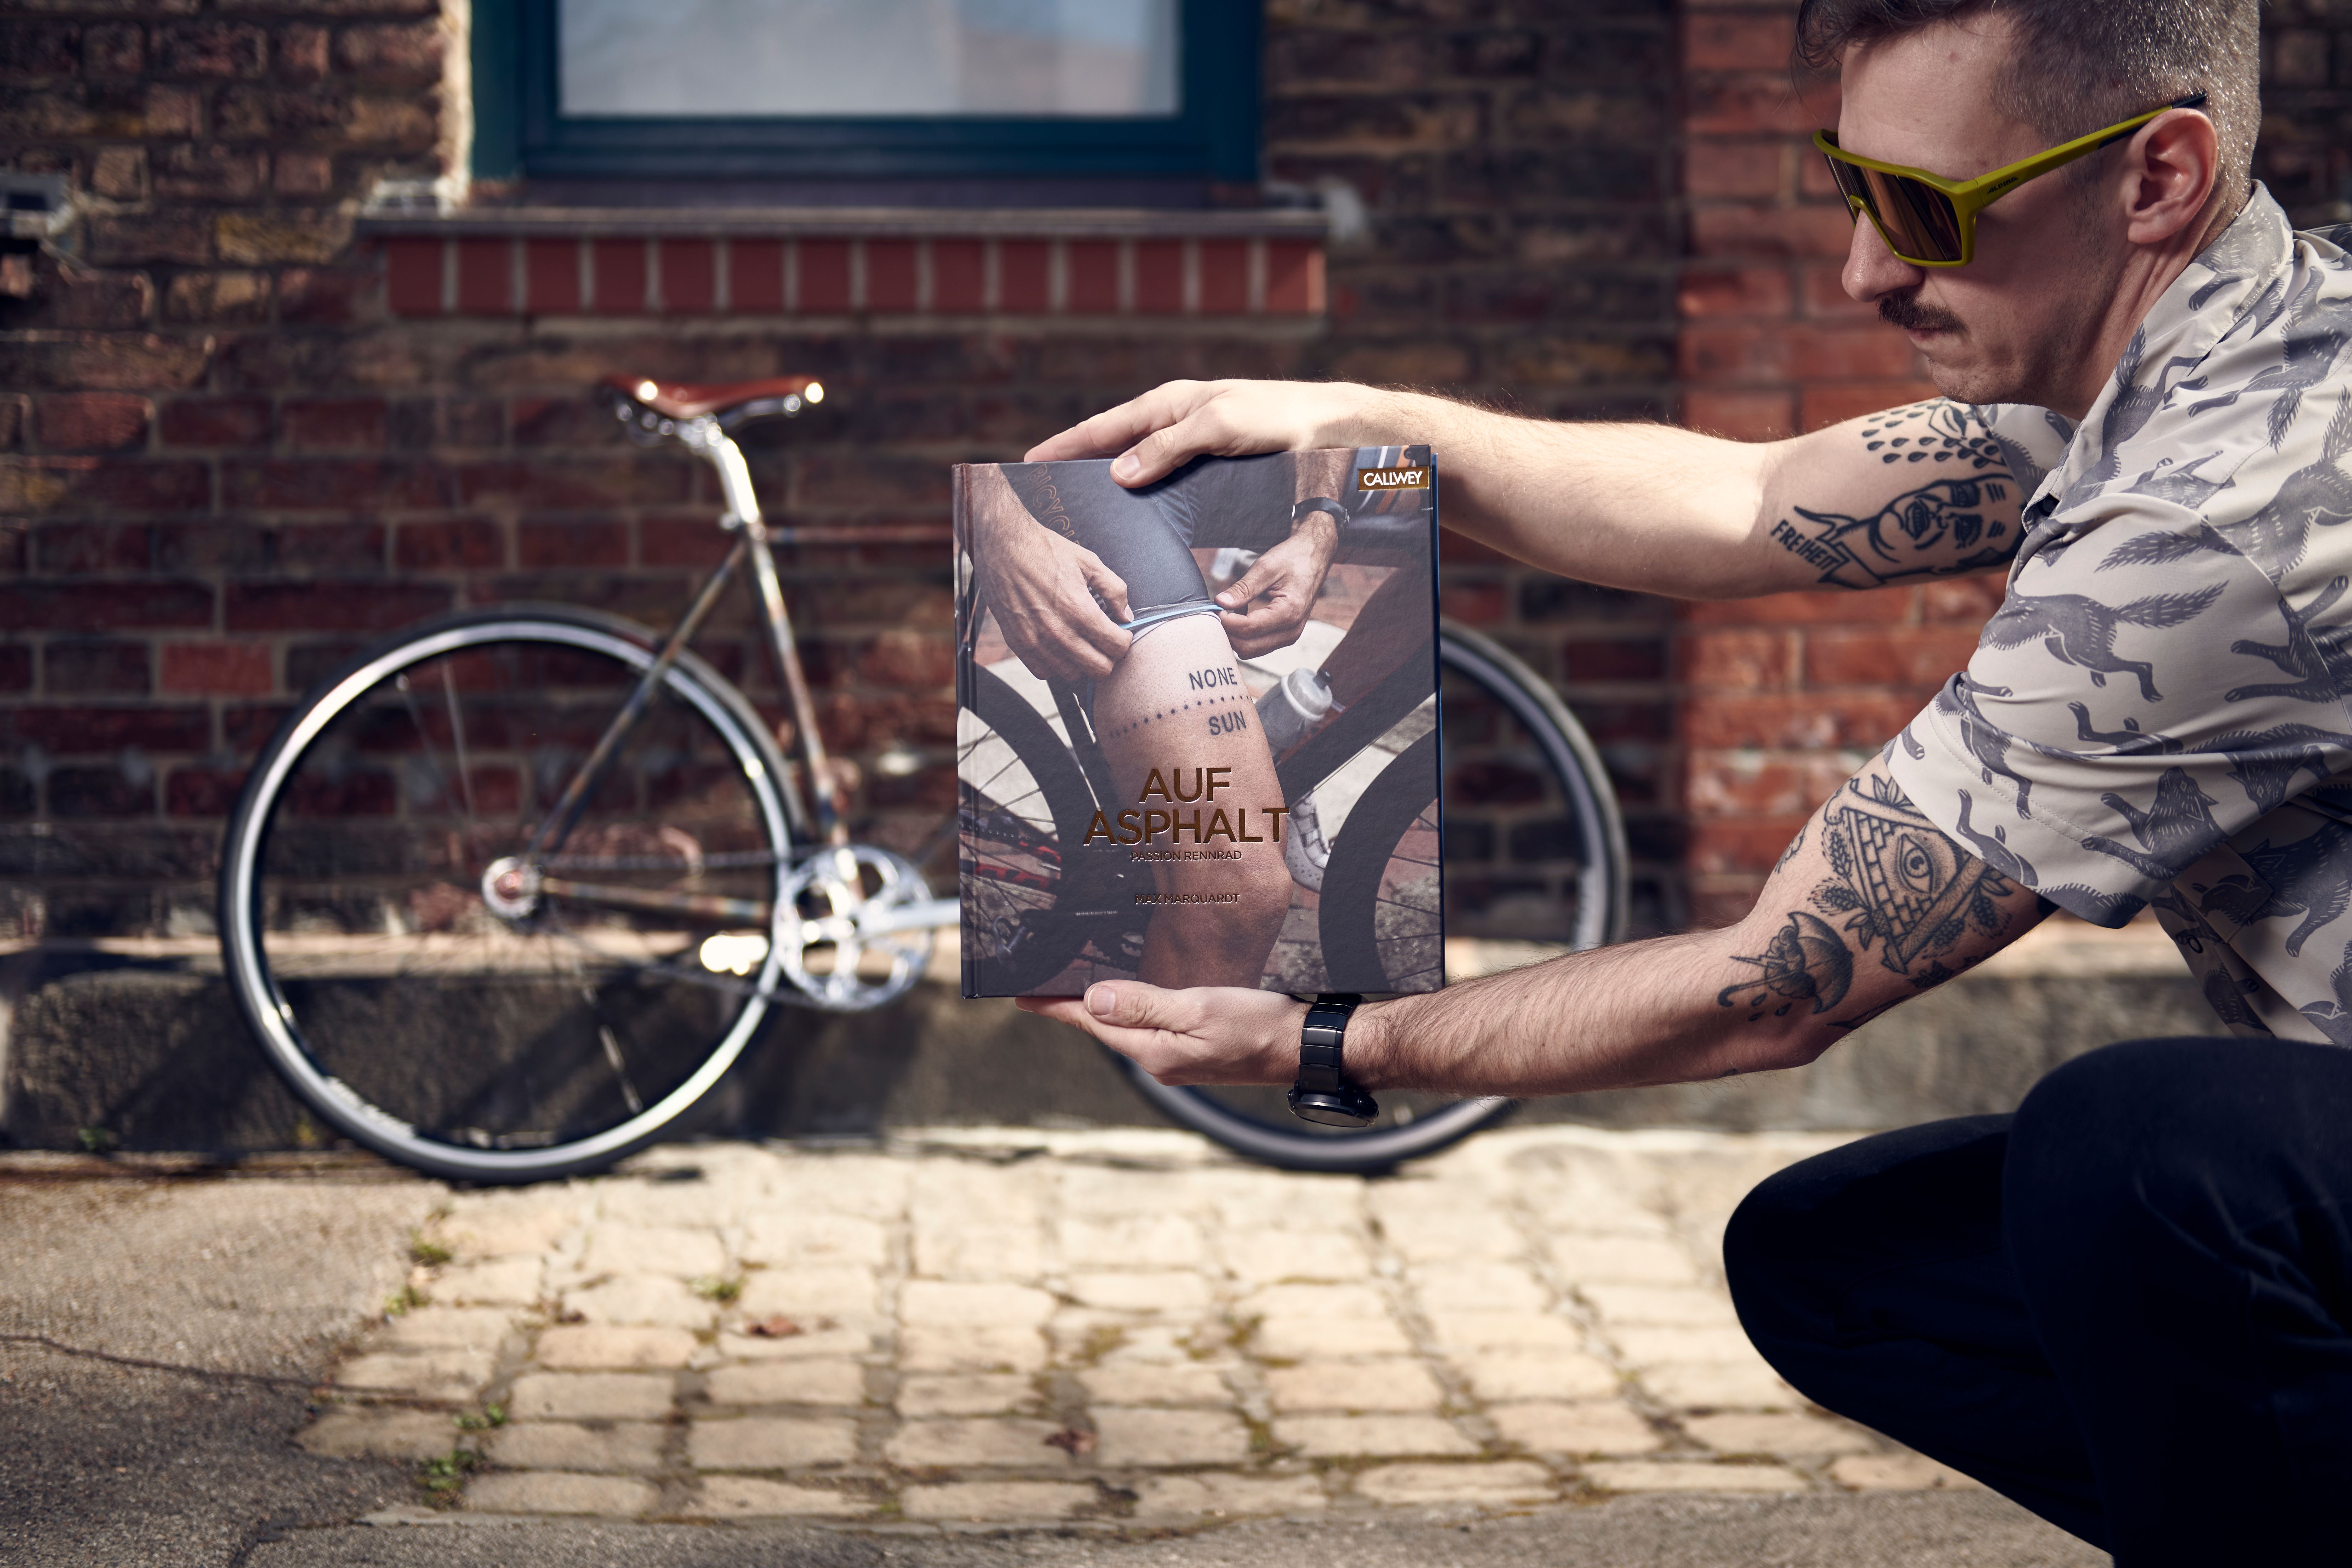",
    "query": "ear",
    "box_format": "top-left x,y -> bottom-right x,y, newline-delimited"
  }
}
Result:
2122,107 -> 2221,250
